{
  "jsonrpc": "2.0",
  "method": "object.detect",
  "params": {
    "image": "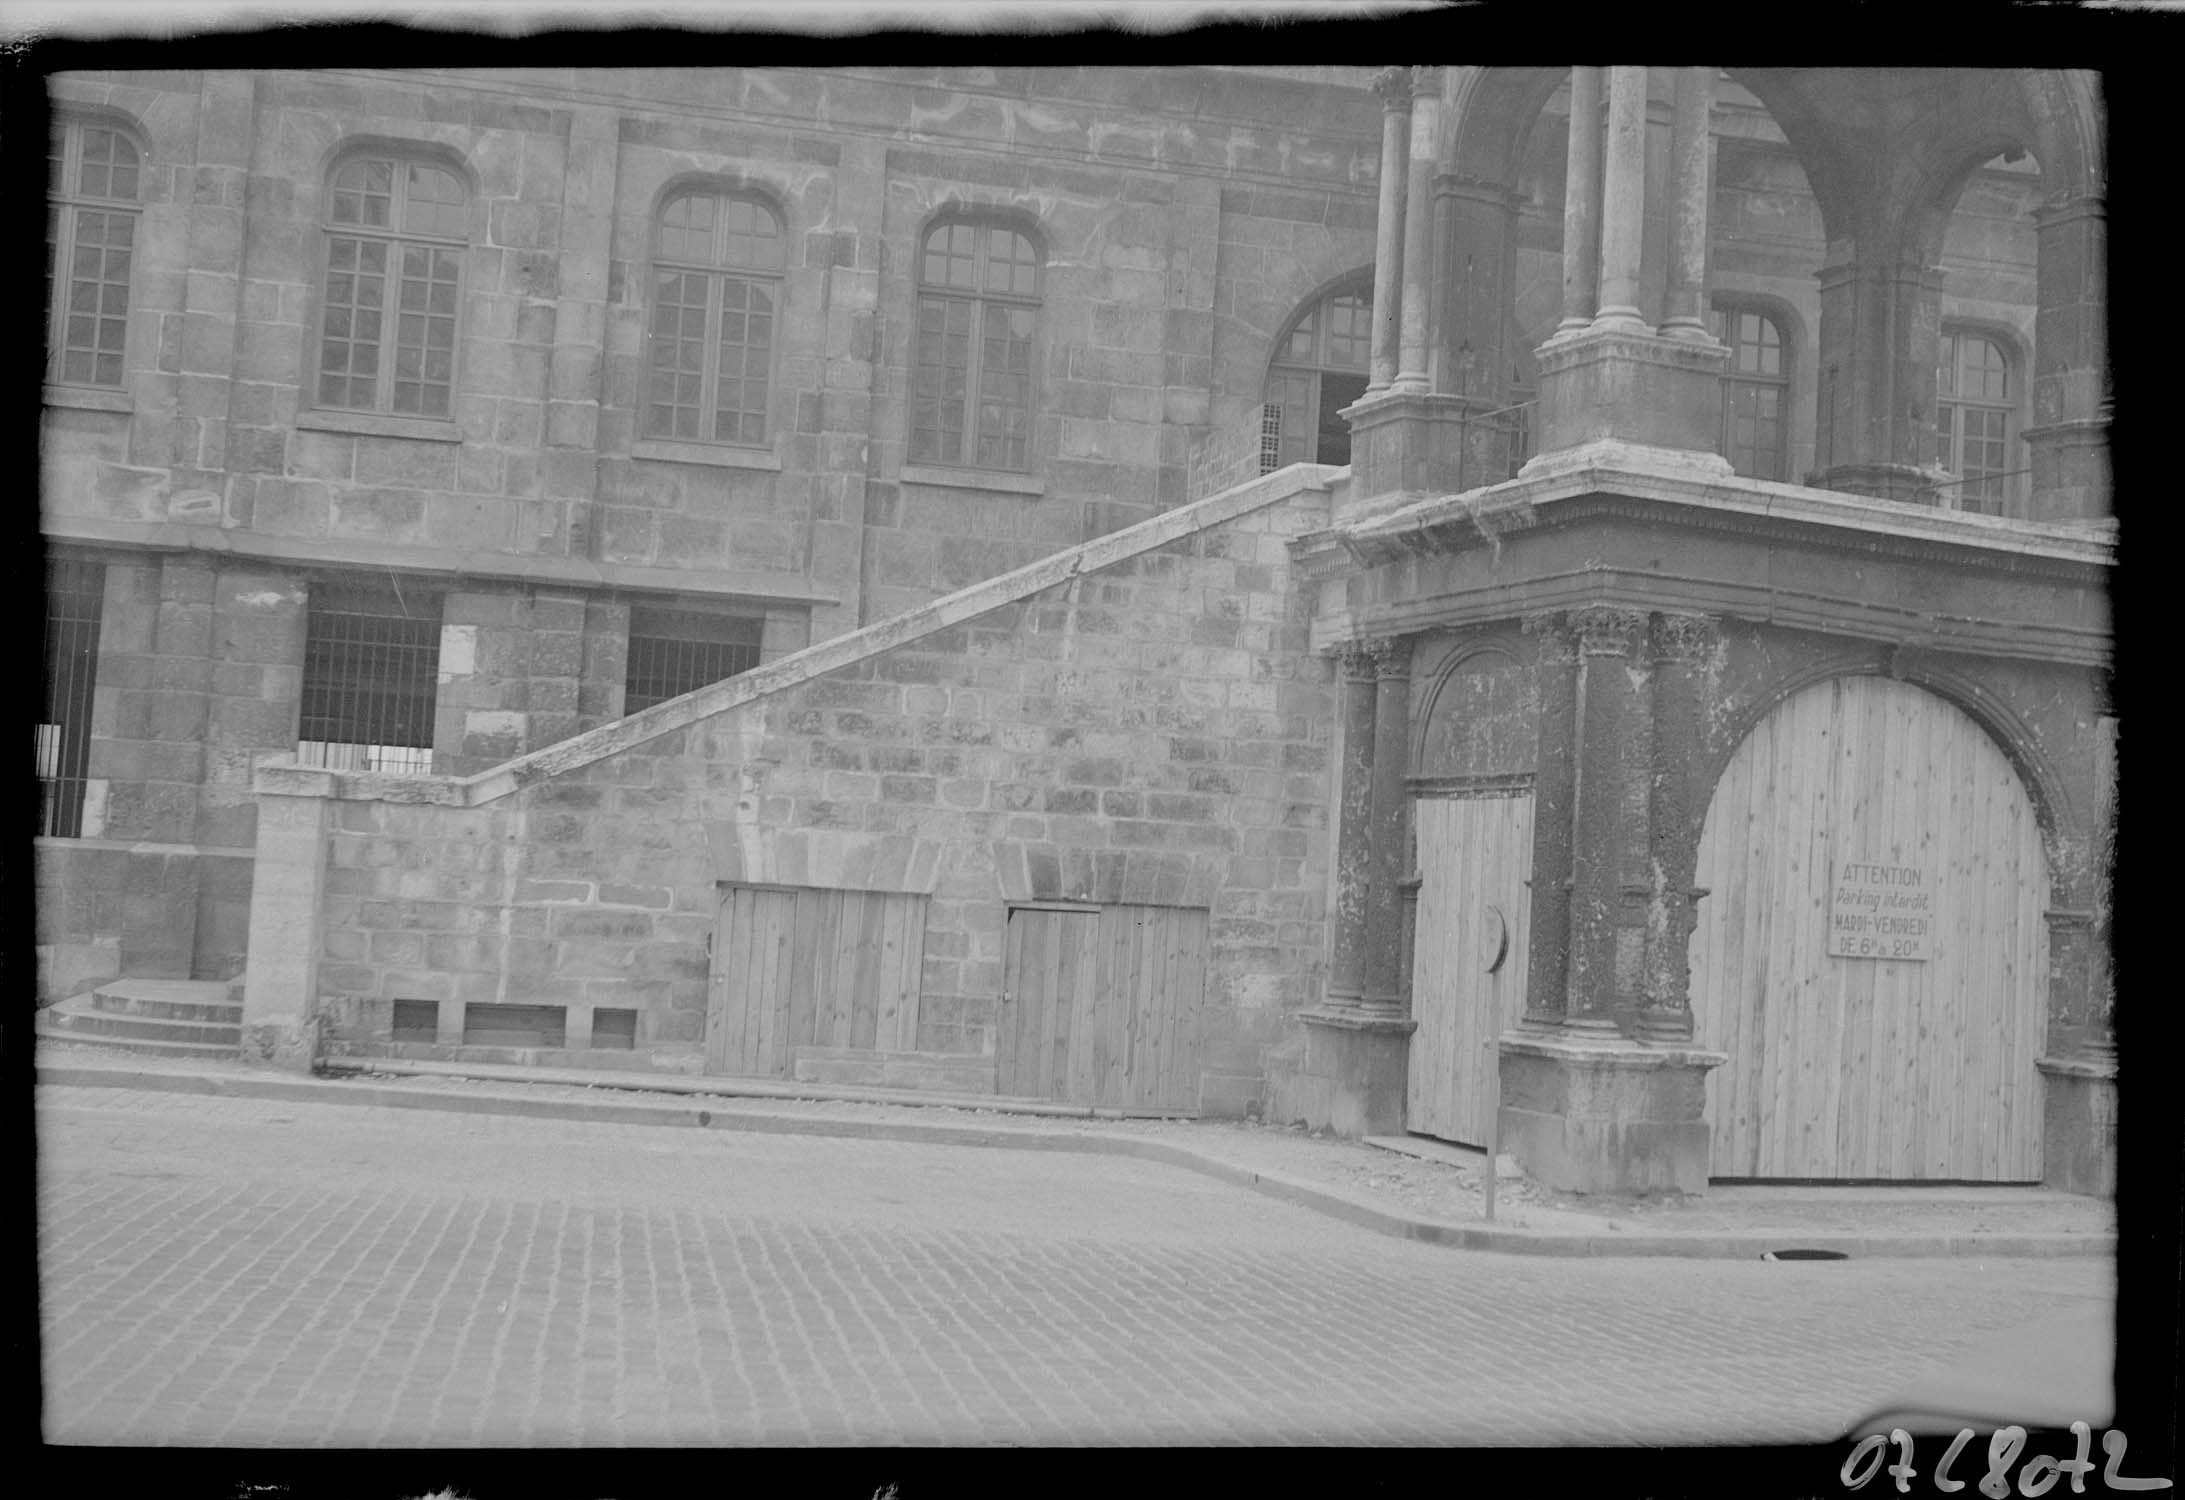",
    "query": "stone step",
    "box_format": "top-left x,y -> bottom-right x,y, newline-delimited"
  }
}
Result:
41,1005 -> 242,1047
84,989 -> 242,1024
33,1019 -> 241,1061
84,978 -> 244,1018
793,1046 -> 998,1095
